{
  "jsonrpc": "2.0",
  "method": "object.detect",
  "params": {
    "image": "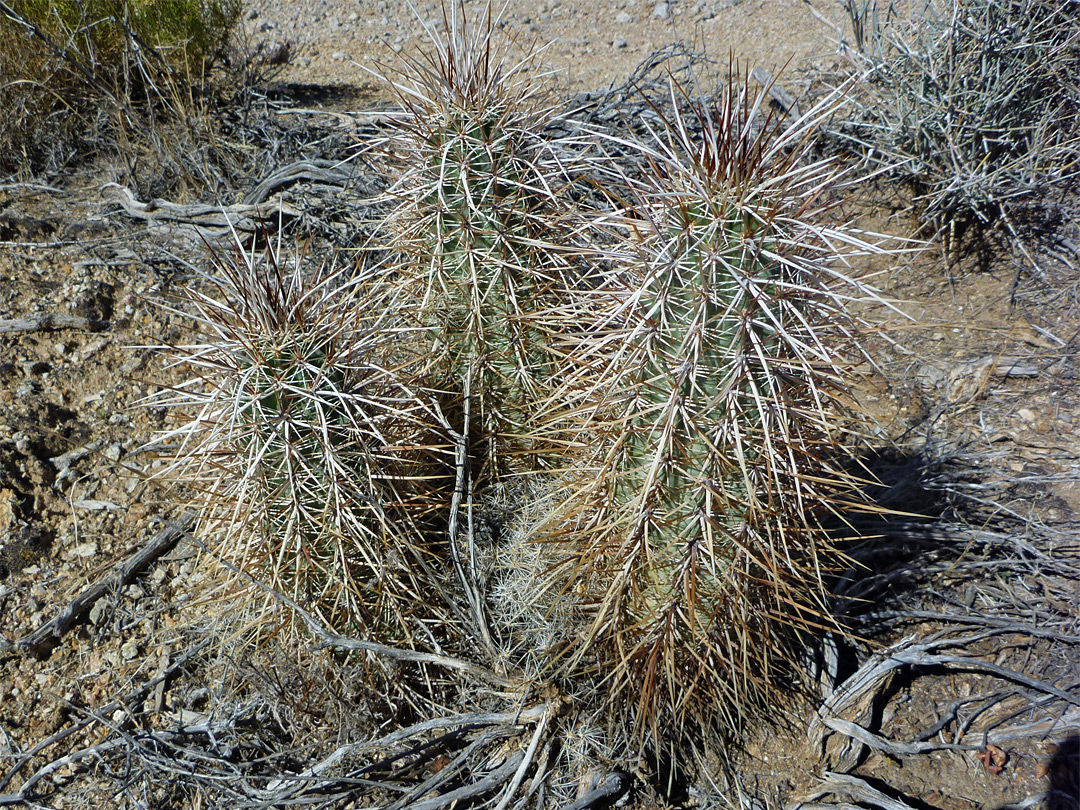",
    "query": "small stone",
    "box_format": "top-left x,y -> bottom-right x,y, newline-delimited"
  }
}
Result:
331,51 -> 349,61
121,639 -> 139,661
613,36 -> 628,48
53,342 -> 68,356
653,2 -> 671,19
76,542 -> 99,557
616,11 -> 633,22
21,360 -> 50,377
1018,408 -> 1037,423
89,598 -> 109,627
104,442 -> 124,462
